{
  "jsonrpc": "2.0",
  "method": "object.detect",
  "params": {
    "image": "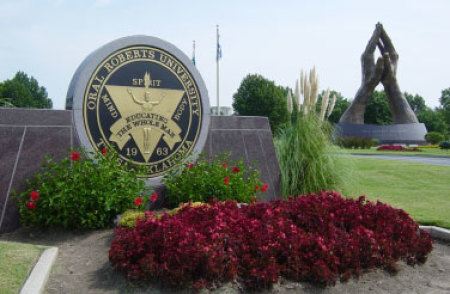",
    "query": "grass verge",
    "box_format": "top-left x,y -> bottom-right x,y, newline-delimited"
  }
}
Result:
338,147 -> 450,157
346,158 -> 450,229
0,241 -> 43,294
